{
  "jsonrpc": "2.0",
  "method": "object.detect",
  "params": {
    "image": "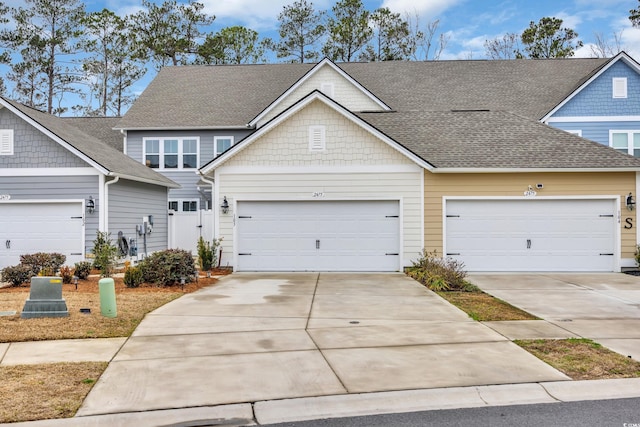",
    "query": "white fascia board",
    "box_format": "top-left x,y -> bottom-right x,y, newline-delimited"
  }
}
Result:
113,125 -> 251,131
546,115 -> 640,123
0,167 -> 100,176
200,91 -> 432,175
0,99 -> 110,175
248,58 -> 391,127
541,52 -> 640,122
107,172 -> 181,189
215,164 -> 422,175
432,167 -> 640,173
